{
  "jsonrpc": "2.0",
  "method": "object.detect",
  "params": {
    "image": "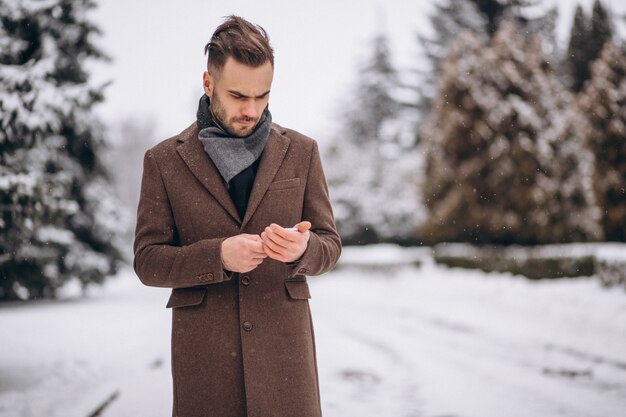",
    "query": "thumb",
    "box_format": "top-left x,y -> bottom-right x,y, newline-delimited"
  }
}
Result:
295,221 -> 312,233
